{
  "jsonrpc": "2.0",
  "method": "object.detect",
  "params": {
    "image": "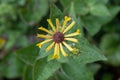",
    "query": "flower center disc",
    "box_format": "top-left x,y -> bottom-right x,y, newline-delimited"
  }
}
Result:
53,32 -> 64,43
